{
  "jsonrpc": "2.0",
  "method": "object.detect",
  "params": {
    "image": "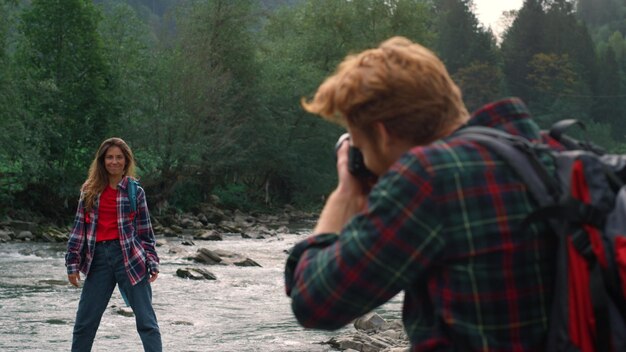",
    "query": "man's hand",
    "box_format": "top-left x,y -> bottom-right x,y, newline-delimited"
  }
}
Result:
149,271 -> 159,283
313,140 -> 370,234
68,273 -> 81,287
